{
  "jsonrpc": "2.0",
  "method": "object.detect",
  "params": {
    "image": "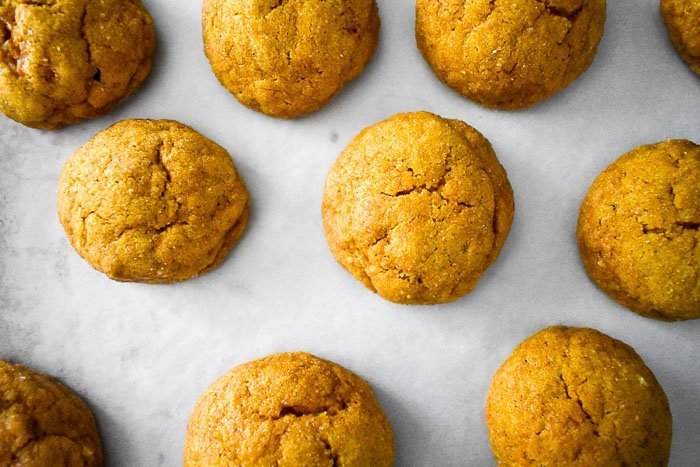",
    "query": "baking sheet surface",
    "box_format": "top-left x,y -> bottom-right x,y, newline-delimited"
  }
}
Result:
1,1 -> 699,465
